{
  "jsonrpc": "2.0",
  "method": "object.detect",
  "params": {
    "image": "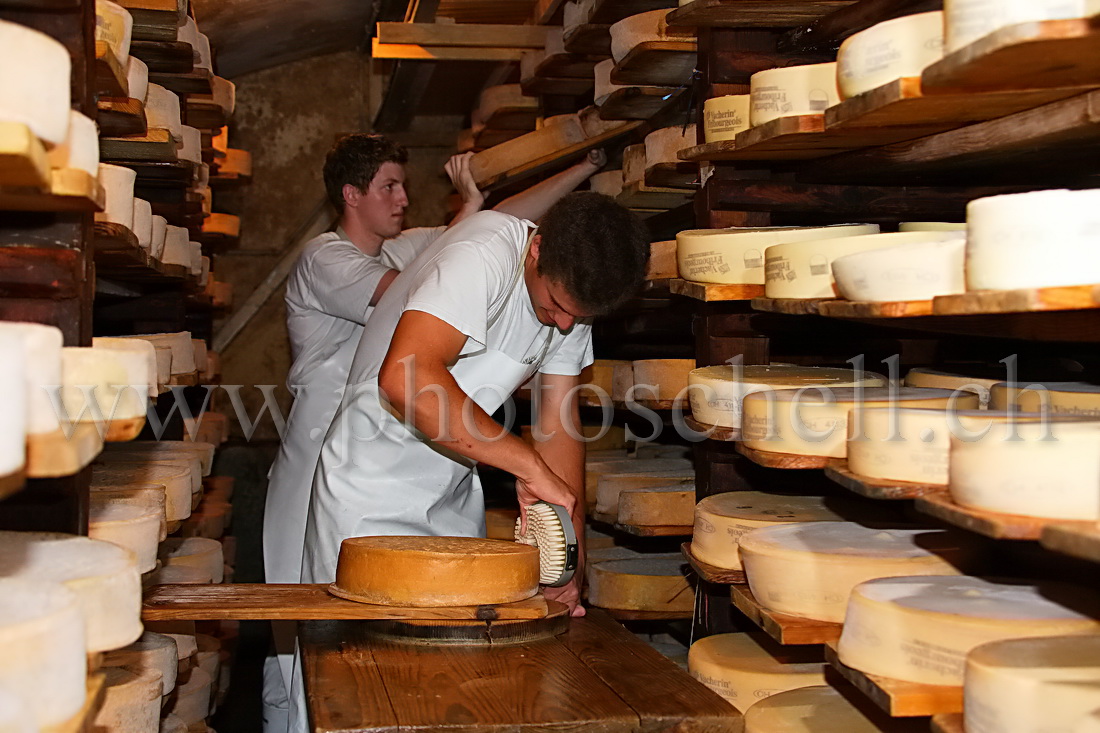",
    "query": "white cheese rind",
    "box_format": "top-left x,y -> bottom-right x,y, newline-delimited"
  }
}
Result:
88,503 -> 161,573
688,632 -> 826,712
95,163 -> 137,229
144,84 -> 183,140
0,322 -> 63,435
831,236 -> 966,302
750,63 -> 839,126
93,666 -> 162,733
60,345 -> 152,422
95,0 -> 134,65
703,95 -> 751,142
125,57 -> 148,103
743,685 -> 927,732
609,9 -> 691,63
836,11 -> 944,99
944,0 -> 1100,52
0,21 -> 72,145
47,111 -> 100,177
0,333 -> 26,477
